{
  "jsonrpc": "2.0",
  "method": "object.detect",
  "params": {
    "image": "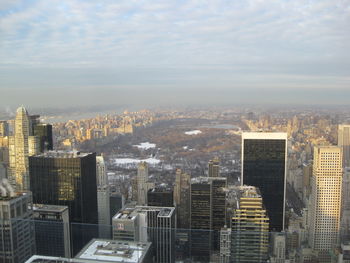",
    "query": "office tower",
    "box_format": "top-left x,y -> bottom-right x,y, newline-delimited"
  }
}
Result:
96,155 -> 107,186
219,226 -> 231,263
147,187 -> 173,207
309,146 -> 342,262
29,151 -> 98,255
241,132 -> 287,232
174,169 -> 190,229
97,185 -> 111,238
339,124 -> 350,167
0,183 -> 35,263
137,162 -> 154,205
270,232 -> 286,263
341,167 -> 350,242
190,176 -> 227,262
113,205 -> 176,263
208,157 -> 220,177
33,123 -> 53,152
0,120 -> 8,136
33,204 -> 71,257
231,186 -> 269,263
